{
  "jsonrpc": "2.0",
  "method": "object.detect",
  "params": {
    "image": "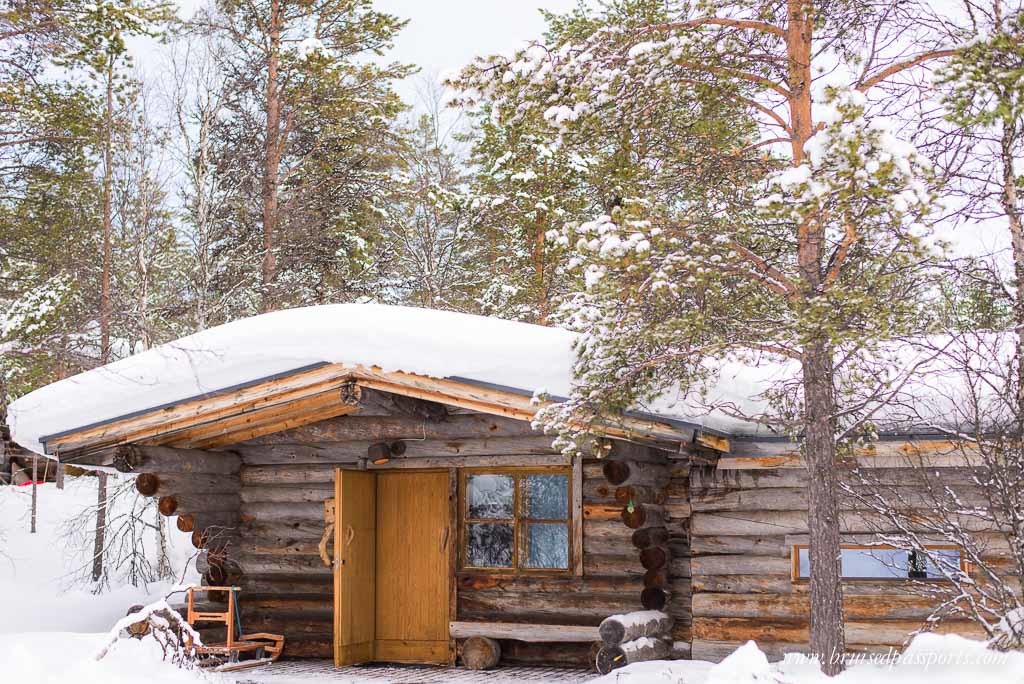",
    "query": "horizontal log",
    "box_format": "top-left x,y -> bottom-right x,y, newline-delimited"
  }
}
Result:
691,486 -> 990,513
450,621 -> 599,643
458,592 -> 635,622
368,454 -> 570,469
691,555 -> 793,577
456,574 -> 644,595
240,574 -> 332,596
693,466 -> 986,491
241,520 -> 327,541
111,445 -> 240,475
240,484 -> 334,504
157,492 -> 240,516
244,413 -> 542,446
692,617 -> 987,645
241,465 -> 337,486
241,502 -> 323,523
691,510 -> 1005,536
693,592 -> 961,621
235,554 -> 332,576
240,435 -> 560,465
584,553 -> 645,578
136,472 -> 240,496
603,461 -> 668,487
